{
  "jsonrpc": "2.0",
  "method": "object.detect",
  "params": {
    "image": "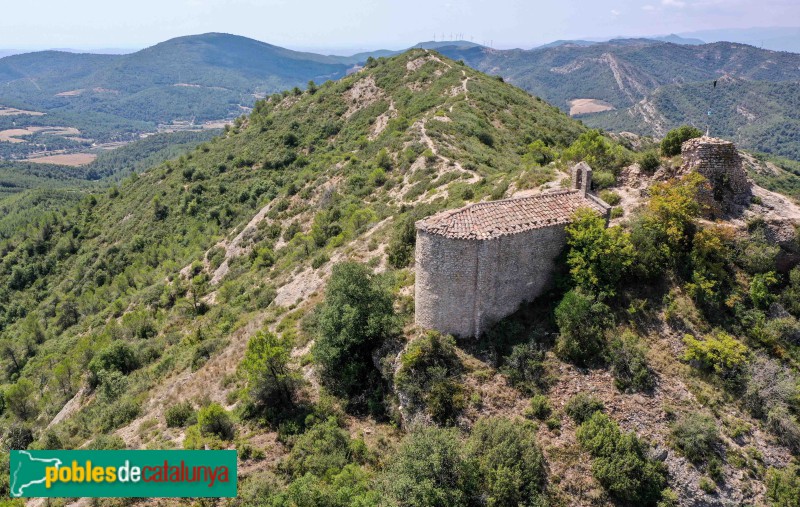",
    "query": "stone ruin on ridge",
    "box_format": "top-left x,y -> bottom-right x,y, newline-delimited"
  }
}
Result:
414,162 -> 611,338
678,136 -> 752,217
